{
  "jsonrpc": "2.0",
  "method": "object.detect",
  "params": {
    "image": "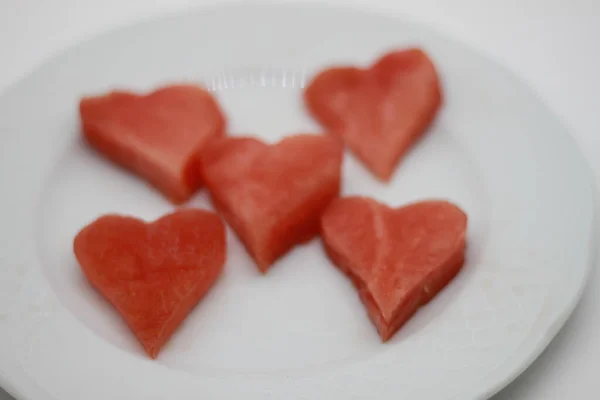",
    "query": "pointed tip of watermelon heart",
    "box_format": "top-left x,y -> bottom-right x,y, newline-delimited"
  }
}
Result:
375,169 -> 395,183
145,345 -> 161,359
256,259 -> 274,274
379,333 -> 392,342
148,350 -> 159,359
257,267 -> 270,275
